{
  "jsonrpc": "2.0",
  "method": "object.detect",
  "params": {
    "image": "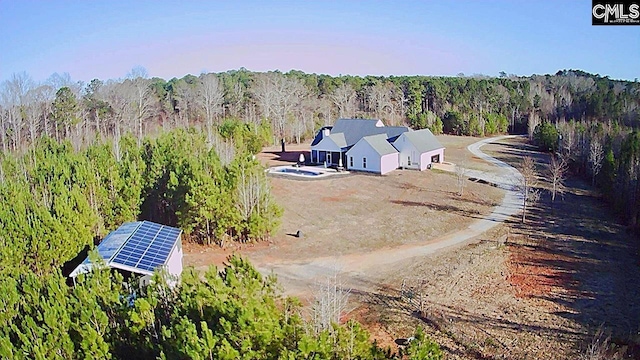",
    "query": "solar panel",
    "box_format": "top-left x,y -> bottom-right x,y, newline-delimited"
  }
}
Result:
110,221 -> 181,273
80,221 -> 141,265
